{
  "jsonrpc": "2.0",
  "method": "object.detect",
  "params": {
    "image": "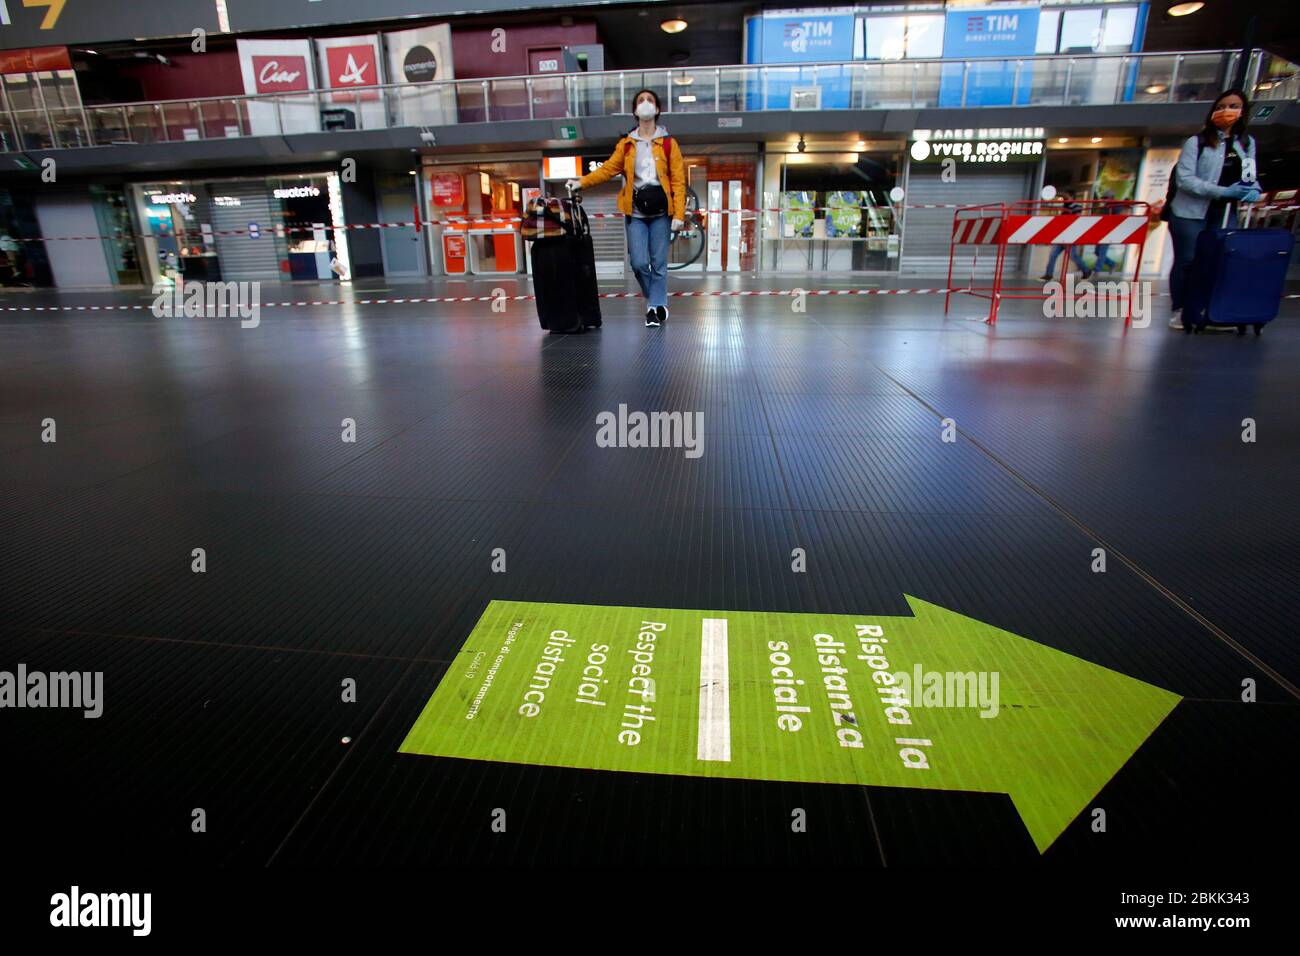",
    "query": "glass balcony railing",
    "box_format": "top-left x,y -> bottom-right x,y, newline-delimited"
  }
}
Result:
2,48 -> 1294,153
